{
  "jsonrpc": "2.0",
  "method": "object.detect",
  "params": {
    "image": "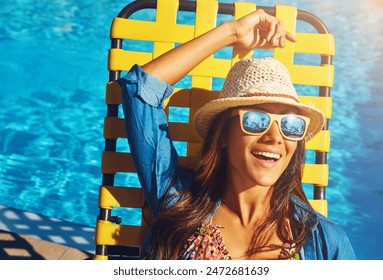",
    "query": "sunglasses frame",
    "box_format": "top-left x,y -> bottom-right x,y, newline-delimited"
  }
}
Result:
230,108 -> 310,141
